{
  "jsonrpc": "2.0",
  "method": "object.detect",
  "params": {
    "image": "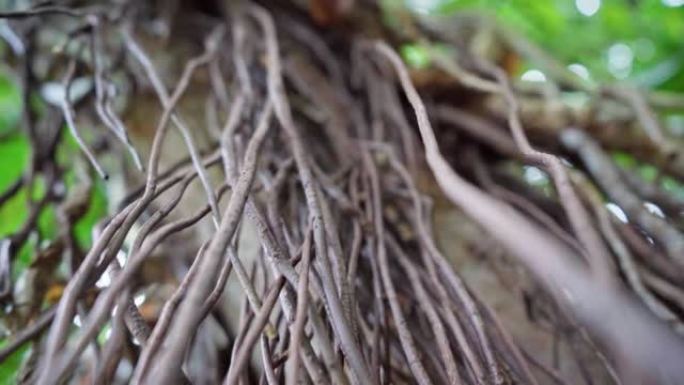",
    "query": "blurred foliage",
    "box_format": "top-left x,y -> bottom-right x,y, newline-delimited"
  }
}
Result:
56,123 -> 109,250
0,343 -> 30,385
0,134 -> 28,237
73,178 -> 107,250
0,72 -> 20,134
0,67 -> 108,379
401,0 -> 684,91
401,44 -> 433,69
0,70 -> 30,384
